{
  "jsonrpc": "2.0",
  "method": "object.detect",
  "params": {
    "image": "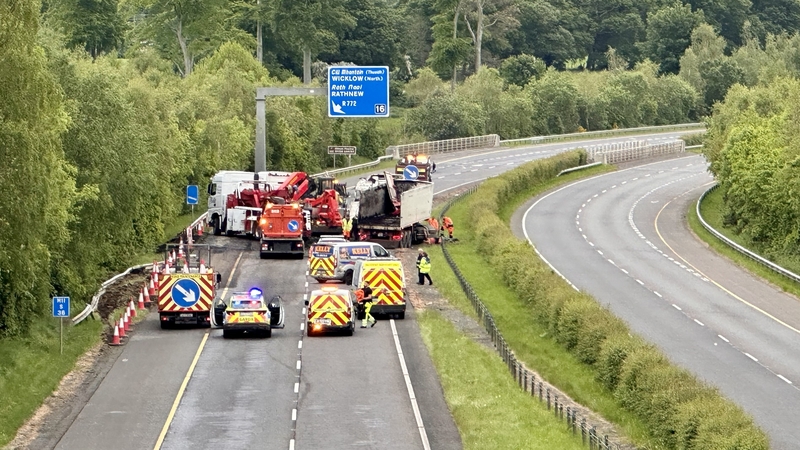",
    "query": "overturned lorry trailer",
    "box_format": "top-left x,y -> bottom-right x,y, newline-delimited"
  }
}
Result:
354,173 -> 434,248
